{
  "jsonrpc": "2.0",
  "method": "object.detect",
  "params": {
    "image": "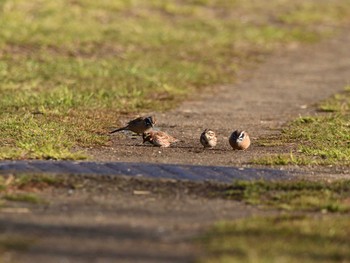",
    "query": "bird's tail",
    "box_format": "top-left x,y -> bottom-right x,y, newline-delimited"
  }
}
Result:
109,127 -> 126,134
171,137 -> 180,143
